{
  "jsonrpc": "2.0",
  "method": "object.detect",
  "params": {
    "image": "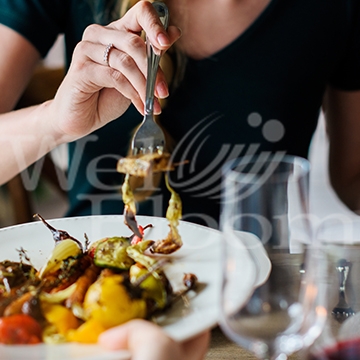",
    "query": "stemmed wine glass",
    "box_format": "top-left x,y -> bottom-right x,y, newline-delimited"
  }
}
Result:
306,219 -> 360,360
219,154 -> 325,359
